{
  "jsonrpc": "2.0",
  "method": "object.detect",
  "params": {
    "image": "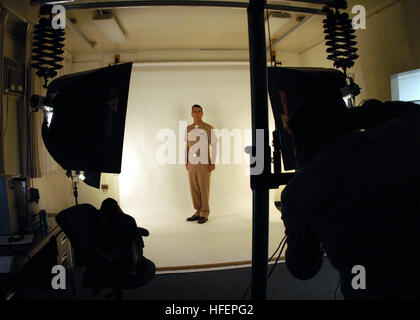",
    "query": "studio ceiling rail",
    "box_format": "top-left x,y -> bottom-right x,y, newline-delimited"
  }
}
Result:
62,0 -> 338,15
